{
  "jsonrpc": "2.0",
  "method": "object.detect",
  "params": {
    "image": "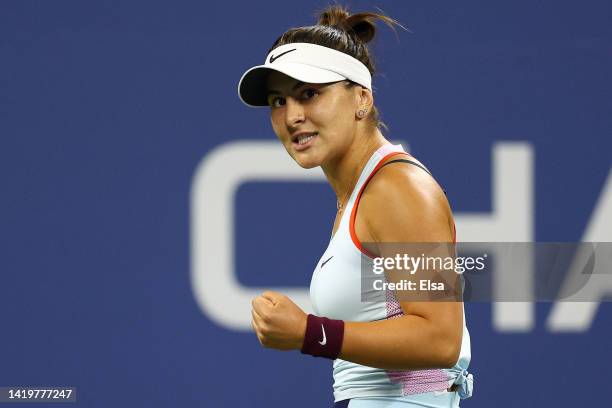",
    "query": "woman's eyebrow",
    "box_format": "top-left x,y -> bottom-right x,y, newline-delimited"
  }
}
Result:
267,81 -> 306,97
